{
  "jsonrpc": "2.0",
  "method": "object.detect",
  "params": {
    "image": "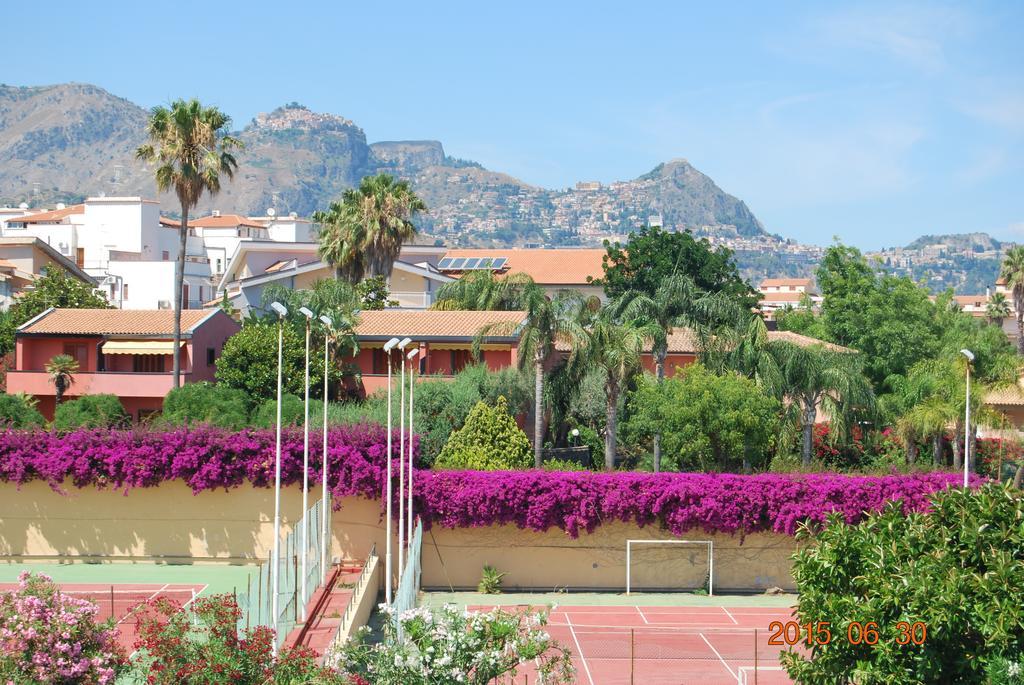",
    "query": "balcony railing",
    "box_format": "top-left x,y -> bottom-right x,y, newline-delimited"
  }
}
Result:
388,291 -> 433,309
6,370 -> 192,398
